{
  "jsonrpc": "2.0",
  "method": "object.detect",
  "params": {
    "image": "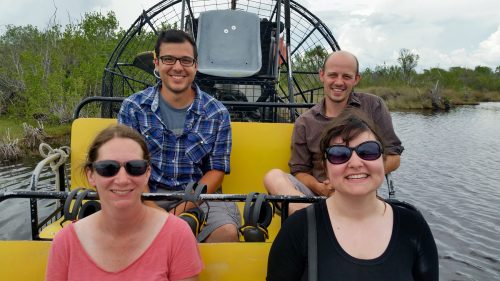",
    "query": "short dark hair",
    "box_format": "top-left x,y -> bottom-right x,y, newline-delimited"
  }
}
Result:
319,108 -> 386,157
154,29 -> 198,60
84,124 -> 151,171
